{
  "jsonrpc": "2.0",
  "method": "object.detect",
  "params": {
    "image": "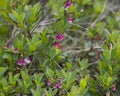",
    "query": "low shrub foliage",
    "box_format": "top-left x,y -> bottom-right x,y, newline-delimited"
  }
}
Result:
0,0 -> 120,96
